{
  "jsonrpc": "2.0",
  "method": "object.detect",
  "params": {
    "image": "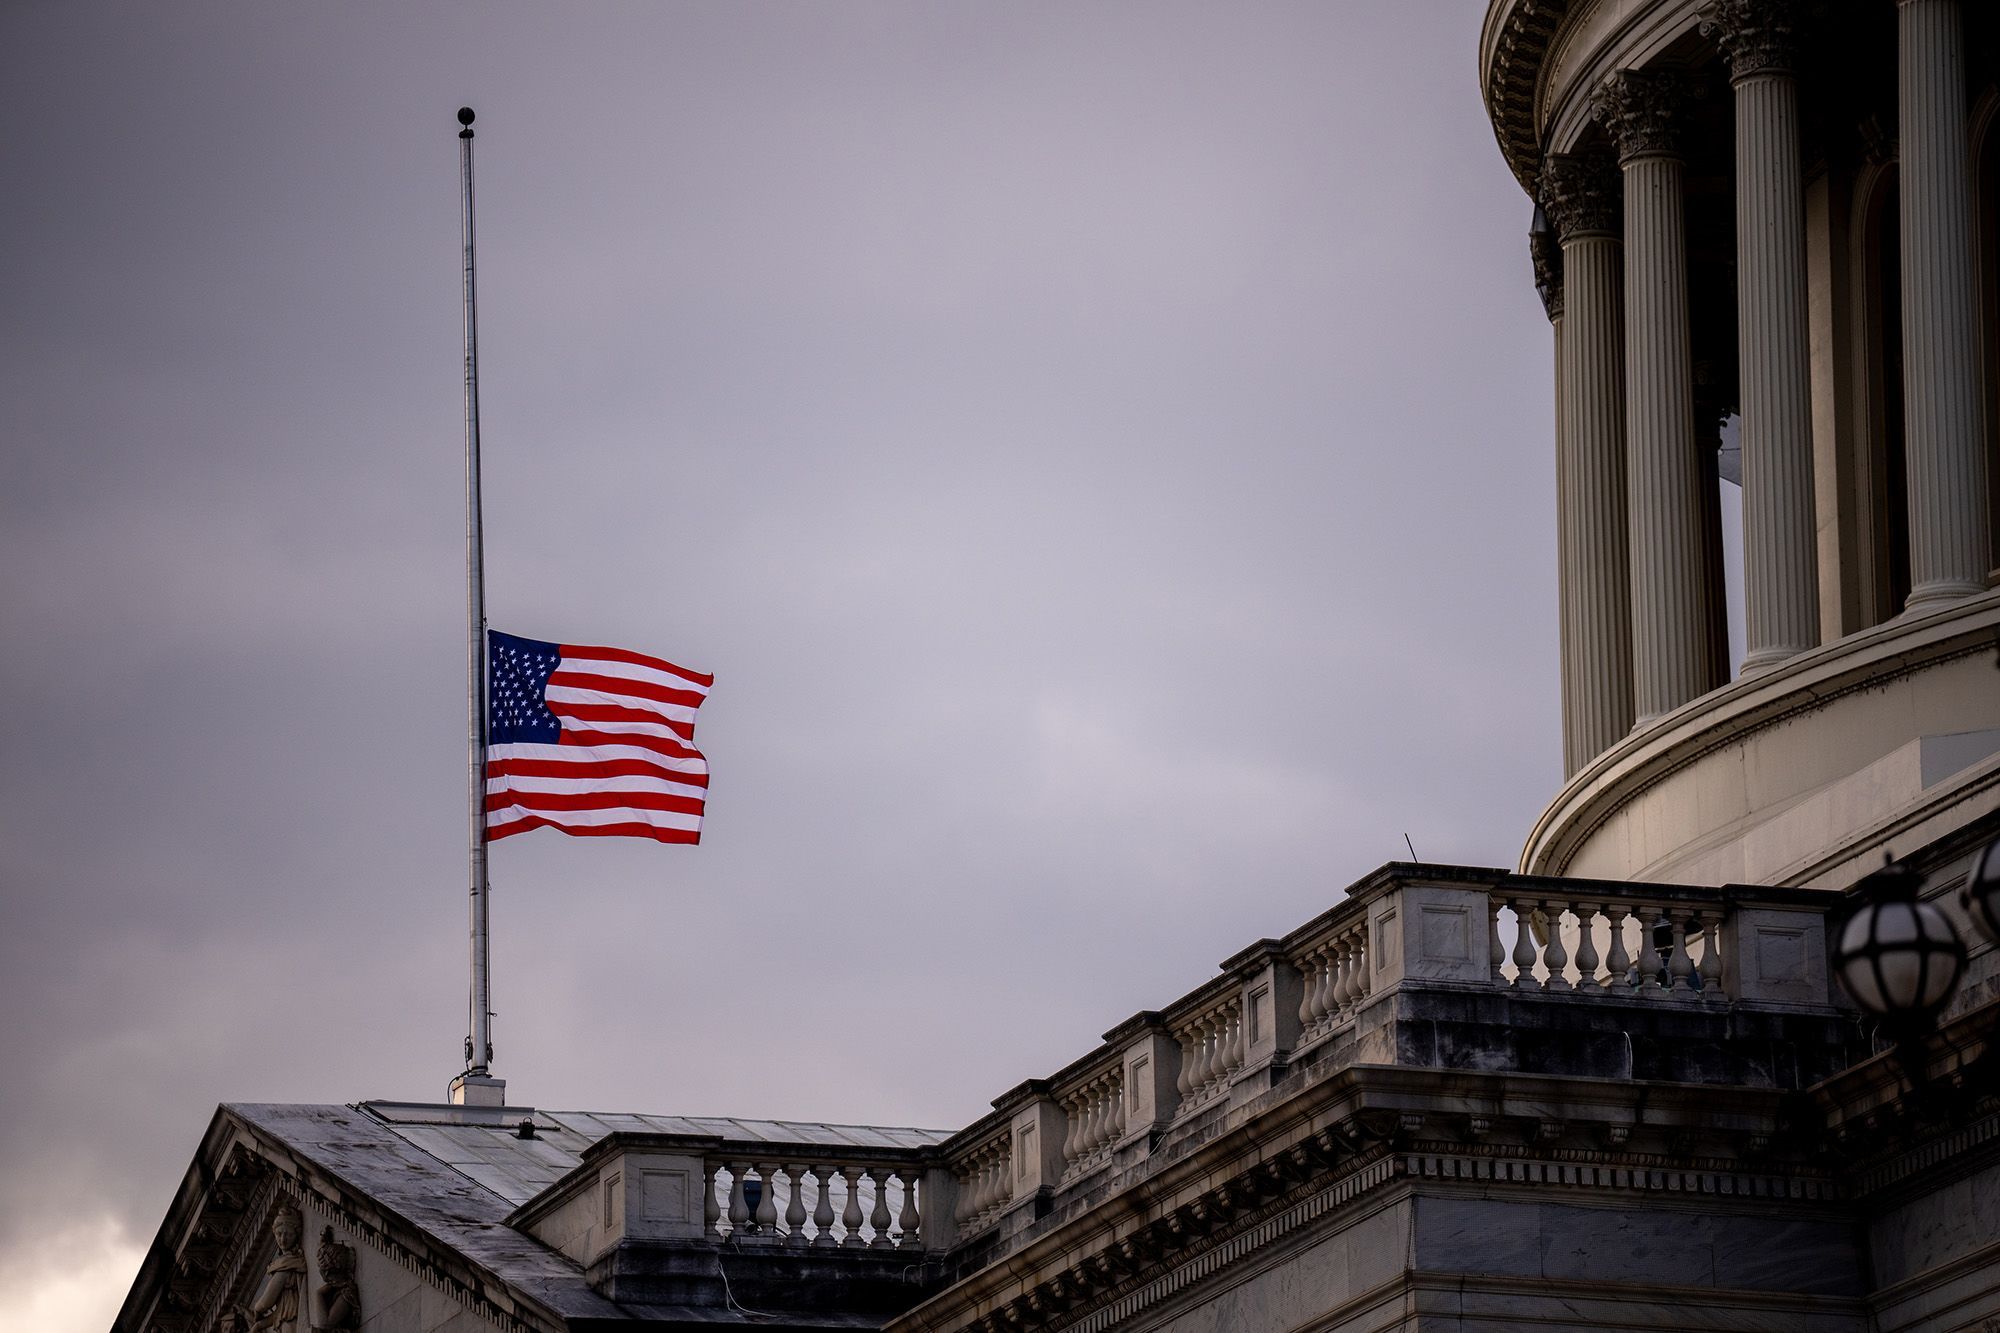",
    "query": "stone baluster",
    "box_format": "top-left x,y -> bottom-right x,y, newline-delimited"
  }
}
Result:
1299,948 -> 1328,1032
1059,1093 -> 1082,1168
1107,1080 -> 1125,1143
1223,1002 -> 1246,1081
1188,1018 -> 1213,1098
1542,900 -> 1573,991
1322,942 -> 1347,1019
1667,908 -> 1696,994
1174,1031 -> 1196,1101
1183,1018 -> 1213,1097
840,1165 -> 866,1247
1573,901 -> 1602,989
956,1160 -> 980,1216
1635,905 -> 1665,995
967,1153 -> 990,1222
727,1162 -> 751,1235
867,1169 -> 893,1249
1604,905 -> 1634,990
705,1163 -> 723,1238
1697,908 -> 1726,998
782,1164 -> 807,1244
812,1166 -> 836,1247
1207,1008 -> 1230,1092
1510,897 -> 1539,987
1491,898 -> 1508,982
754,1164 -> 779,1233
961,1155 -> 985,1223
897,1171 -> 921,1248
